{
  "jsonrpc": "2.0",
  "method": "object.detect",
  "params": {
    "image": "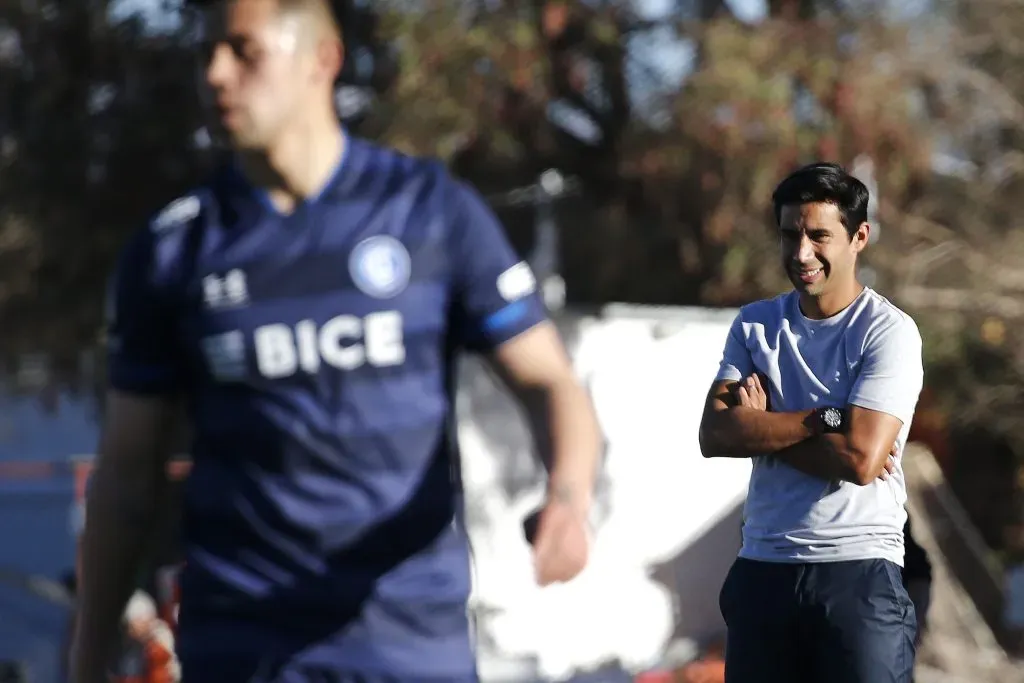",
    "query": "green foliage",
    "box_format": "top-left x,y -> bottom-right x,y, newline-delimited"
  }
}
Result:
1,0 -> 1023,474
